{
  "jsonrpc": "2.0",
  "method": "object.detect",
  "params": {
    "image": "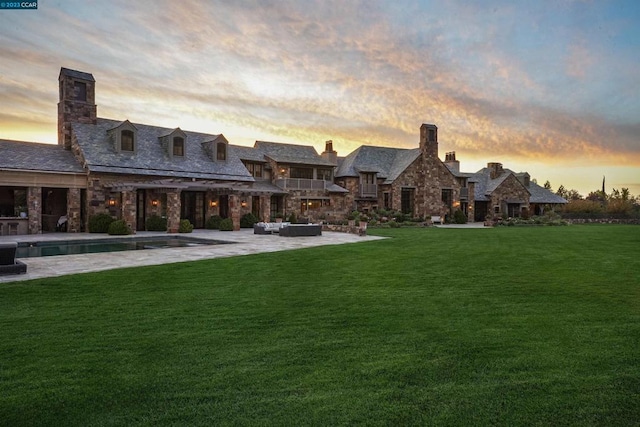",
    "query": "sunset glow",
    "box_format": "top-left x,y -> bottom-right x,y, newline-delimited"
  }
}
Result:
1,0 -> 638,195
